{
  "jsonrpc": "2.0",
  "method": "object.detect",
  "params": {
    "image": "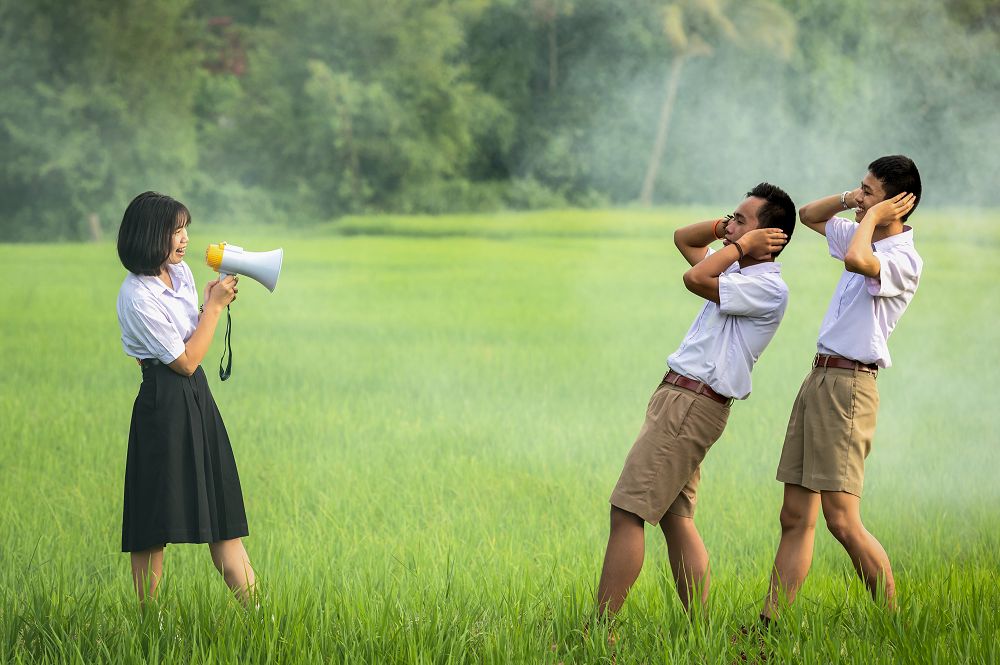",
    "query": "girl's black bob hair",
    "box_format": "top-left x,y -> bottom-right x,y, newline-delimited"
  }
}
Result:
117,191 -> 190,276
